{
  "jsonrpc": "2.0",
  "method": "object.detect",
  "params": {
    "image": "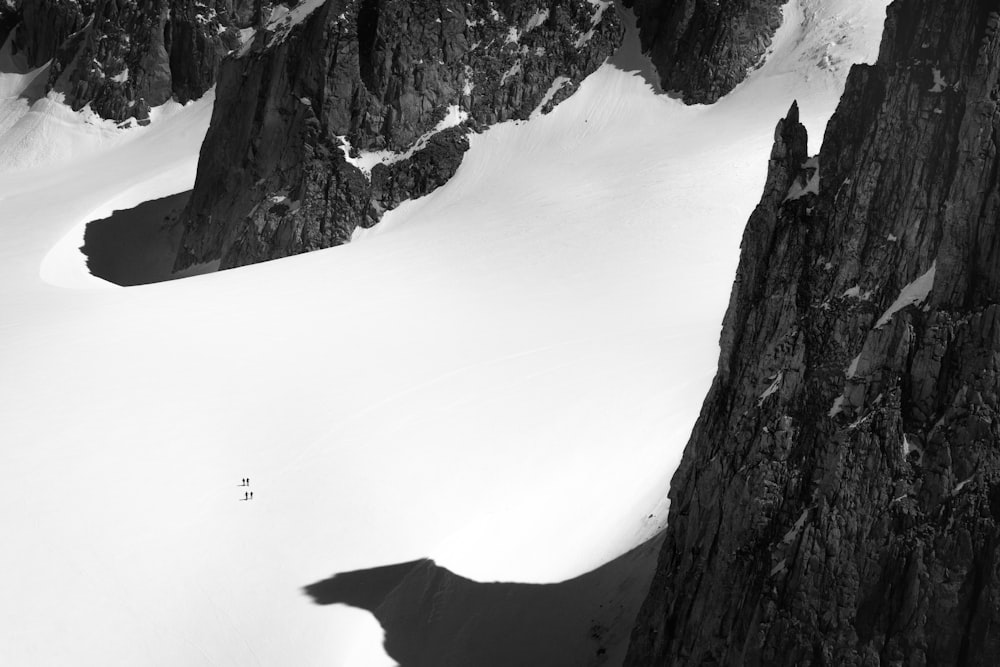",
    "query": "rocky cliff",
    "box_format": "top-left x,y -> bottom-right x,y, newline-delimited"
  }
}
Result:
2,0 -> 260,122
172,0 -> 621,271
622,0 -> 784,103
627,0 -> 1000,664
